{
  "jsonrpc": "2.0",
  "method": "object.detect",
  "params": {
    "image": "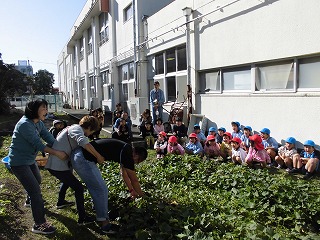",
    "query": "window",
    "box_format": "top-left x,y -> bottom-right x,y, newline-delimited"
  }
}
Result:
155,53 -> 164,74
167,77 -> 177,101
177,46 -> 187,71
121,64 -> 128,80
124,3 -> 133,22
99,12 -> 109,46
81,78 -> 86,99
199,71 -> 221,92
79,37 -> 84,61
89,76 -> 96,97
298,57 -> 320,89
122,83 -> 128,101
129,62 -> 134,79
223,67 -> 251,91
256,62 -> 293,91
87,27 -> 93,54
166,48 -> 176,73
101,71 -> 111,100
